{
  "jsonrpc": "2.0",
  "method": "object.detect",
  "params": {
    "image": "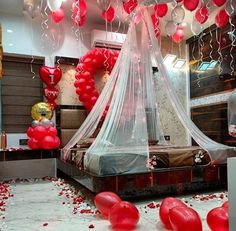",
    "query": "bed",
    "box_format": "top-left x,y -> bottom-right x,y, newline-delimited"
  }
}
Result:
56,106 -> 227,197
57,106 -> 212,176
